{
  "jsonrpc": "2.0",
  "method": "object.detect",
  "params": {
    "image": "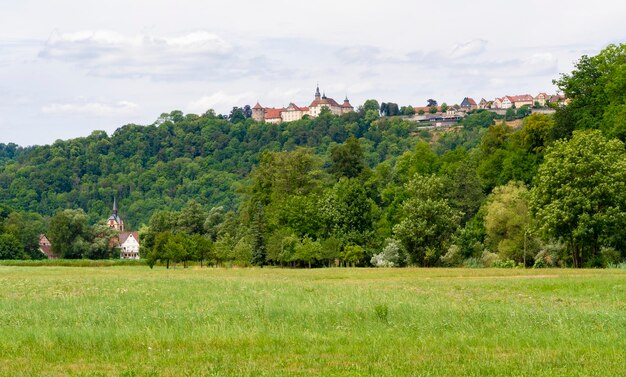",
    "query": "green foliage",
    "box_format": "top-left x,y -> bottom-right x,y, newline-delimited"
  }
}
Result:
0,233 -> 25,259
330,136 -> 365,179
484,181 -> 535,265
530,130 -> 626,267
394,175 -> 461,266
554,43 -> 626,140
